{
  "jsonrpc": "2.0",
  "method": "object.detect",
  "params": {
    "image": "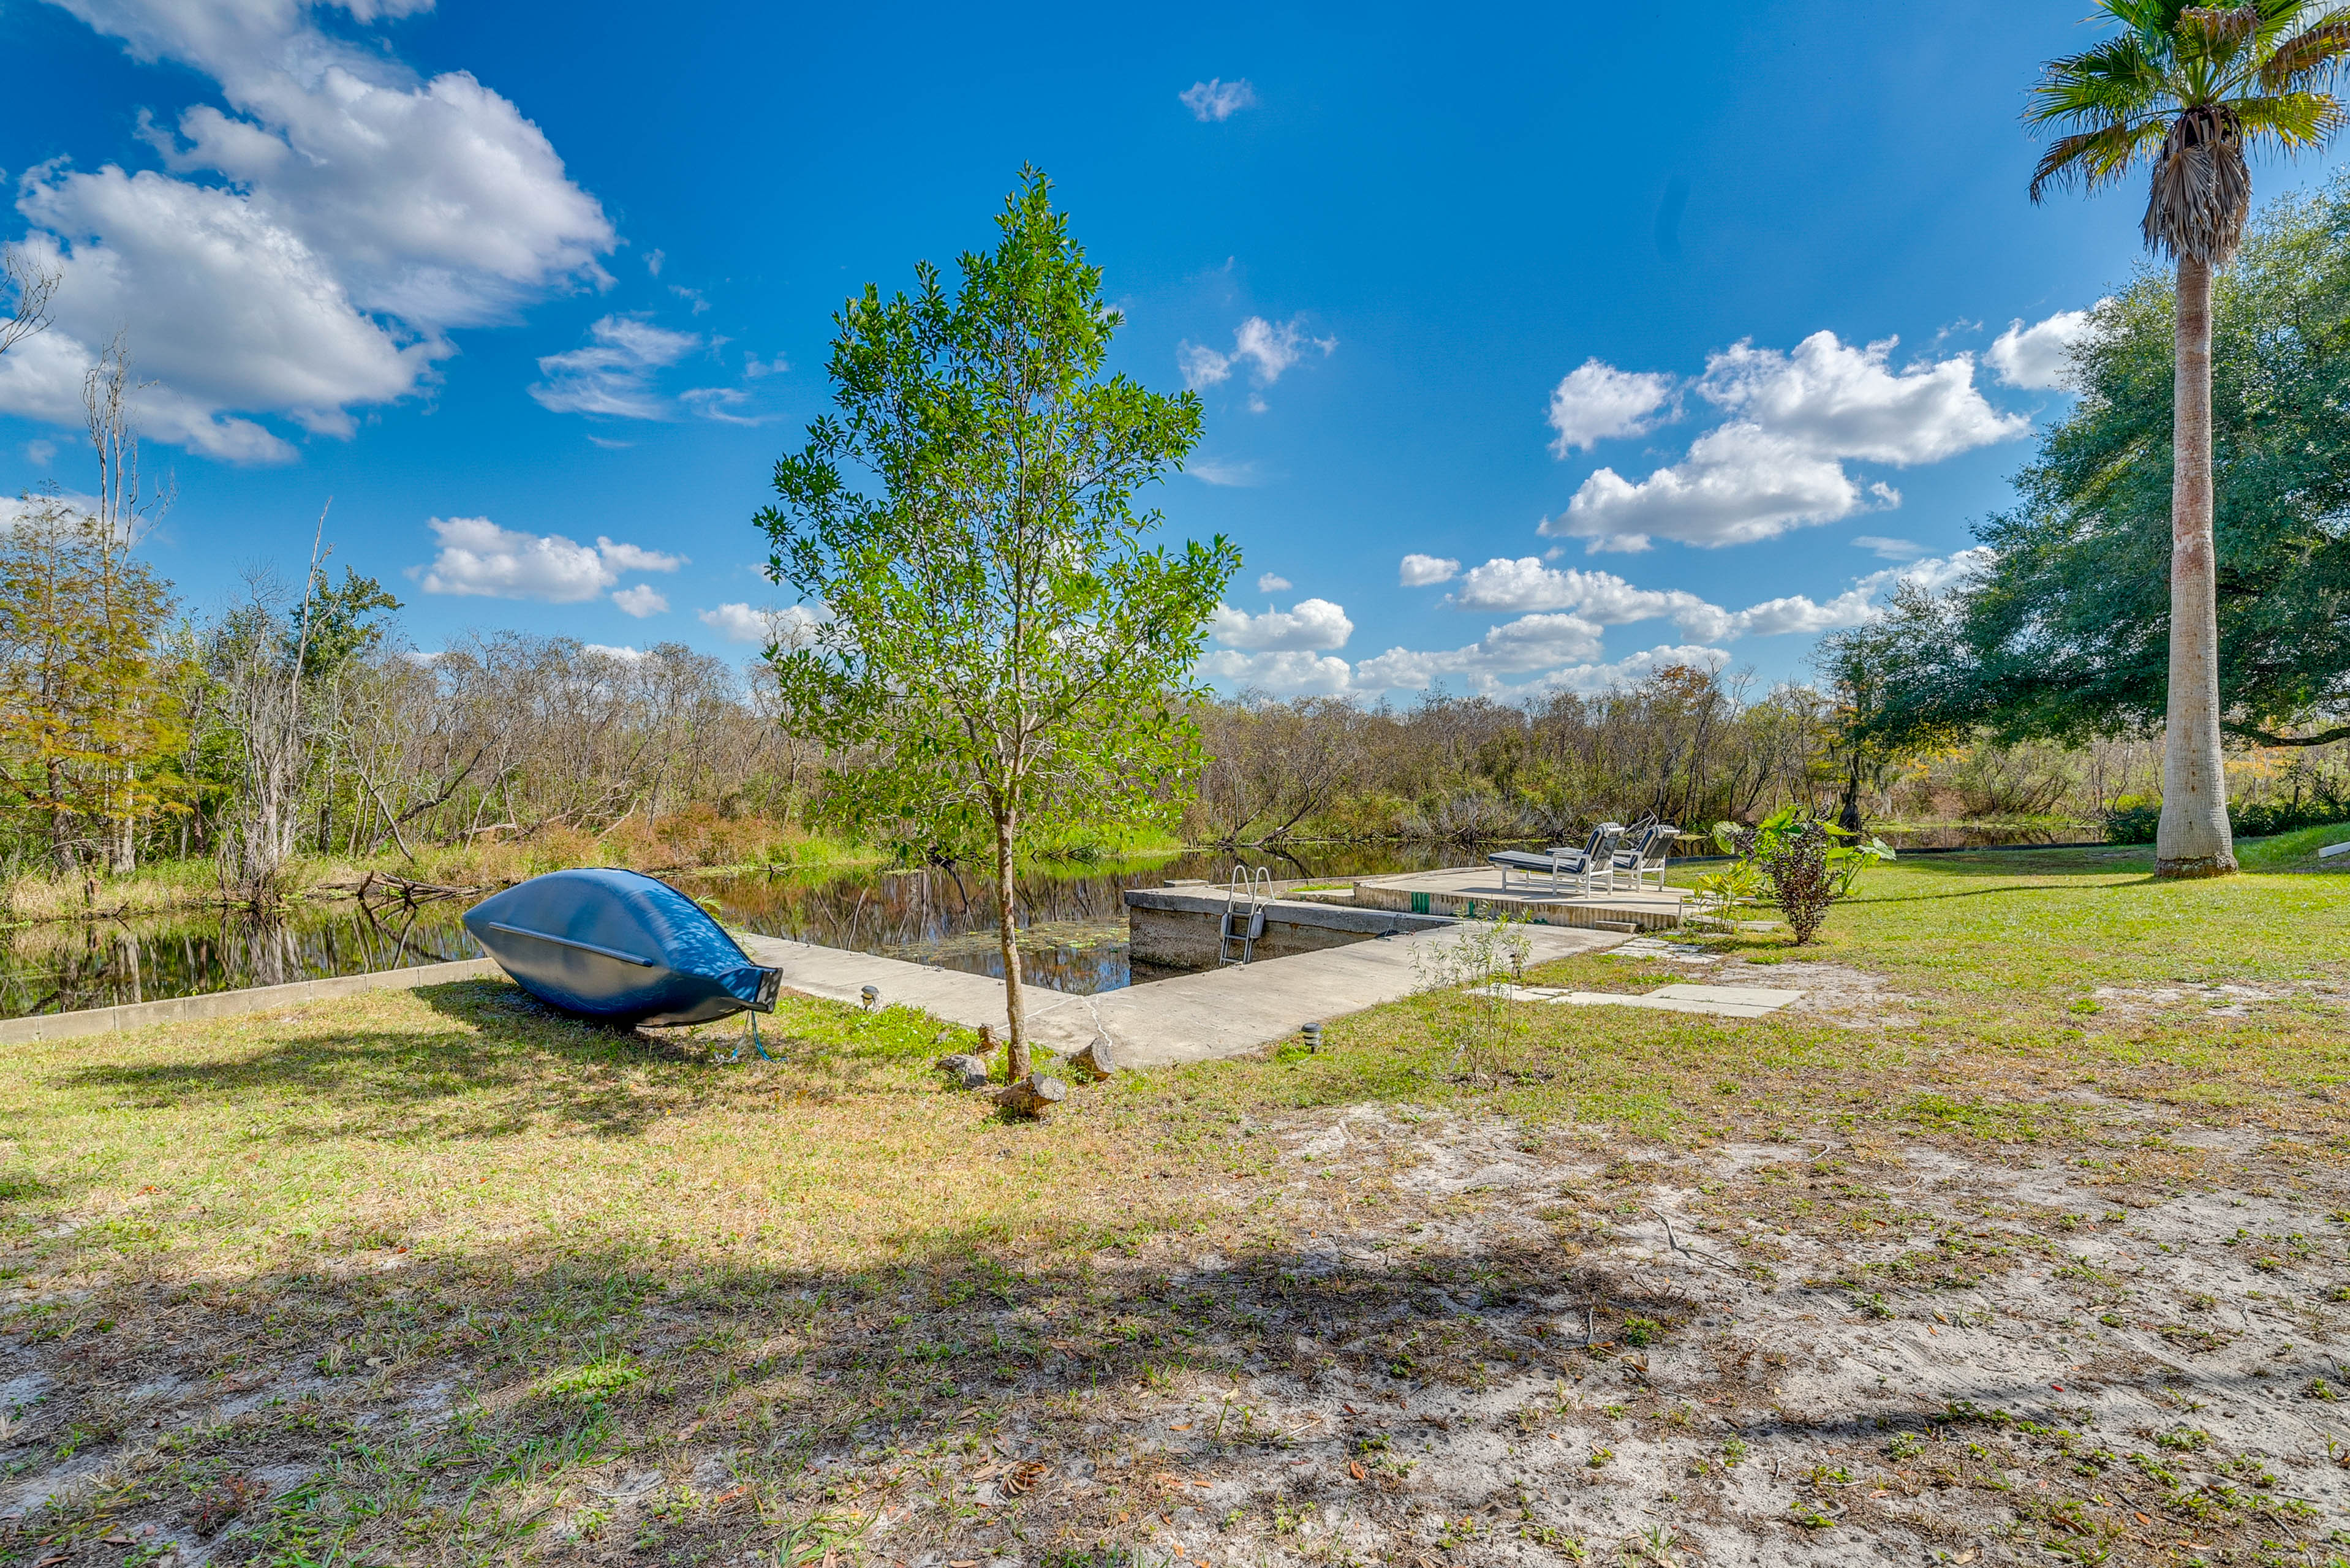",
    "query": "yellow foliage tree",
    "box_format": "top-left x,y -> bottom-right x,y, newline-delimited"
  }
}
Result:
0,497 -> 185,872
